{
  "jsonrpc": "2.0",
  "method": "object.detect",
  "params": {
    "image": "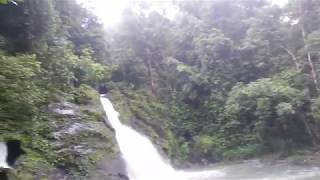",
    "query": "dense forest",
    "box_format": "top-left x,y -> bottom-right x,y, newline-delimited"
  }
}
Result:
2,0 -> 320,178
106,0 -> 320,165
